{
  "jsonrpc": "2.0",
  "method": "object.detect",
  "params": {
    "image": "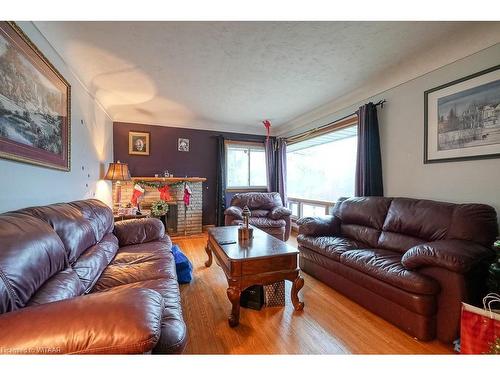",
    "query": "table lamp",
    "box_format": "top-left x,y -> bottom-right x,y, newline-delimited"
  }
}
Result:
104,161 -> 131,212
